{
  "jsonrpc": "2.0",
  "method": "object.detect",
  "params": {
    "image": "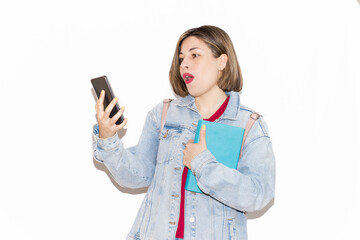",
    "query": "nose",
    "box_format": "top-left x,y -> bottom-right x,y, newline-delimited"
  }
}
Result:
180,57 -> 190,70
